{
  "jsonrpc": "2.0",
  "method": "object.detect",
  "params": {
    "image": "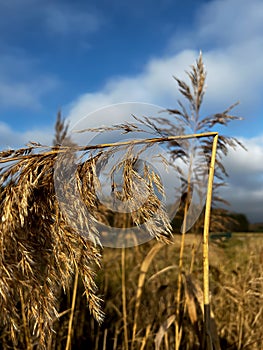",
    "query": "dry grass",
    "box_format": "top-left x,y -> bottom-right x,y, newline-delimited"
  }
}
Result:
88,235 -> 262,350
0,125 -> 175,349
211,235 -> 263,350
0,148 -> 103,349
0,54 -> 253,349
0,139 -> 175,348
